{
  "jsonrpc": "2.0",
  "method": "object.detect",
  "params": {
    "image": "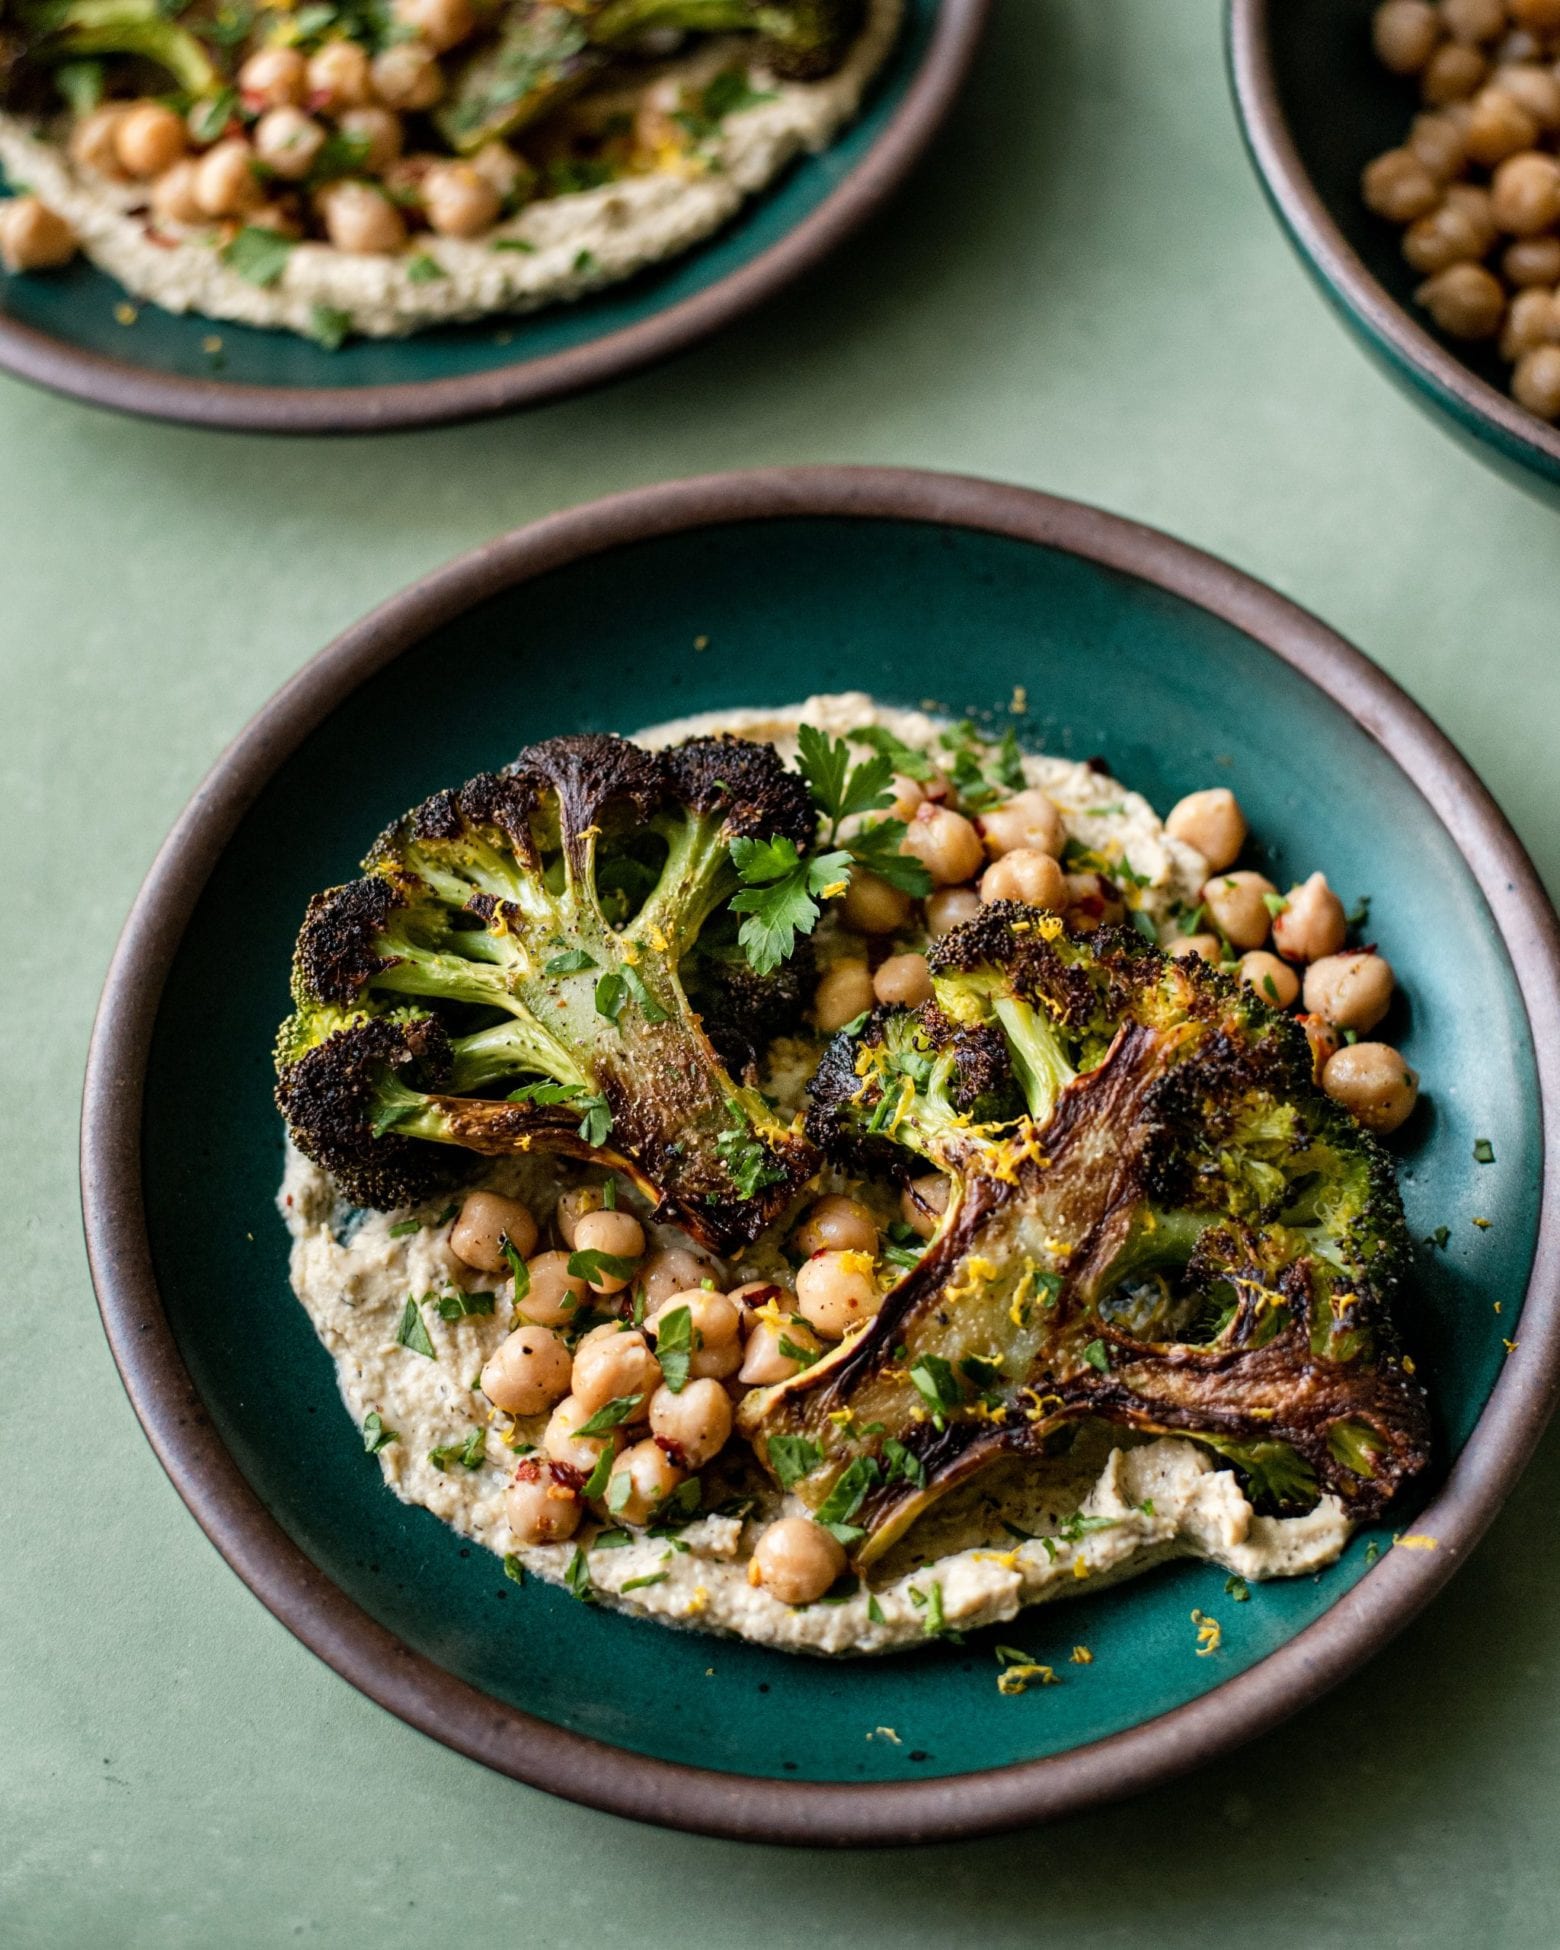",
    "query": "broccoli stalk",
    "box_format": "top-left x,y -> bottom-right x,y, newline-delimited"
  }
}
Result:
436,0 -> 862,153
275,733 -> 819,1254
741,904 -> 1429,1562
6,0 -> 217,96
